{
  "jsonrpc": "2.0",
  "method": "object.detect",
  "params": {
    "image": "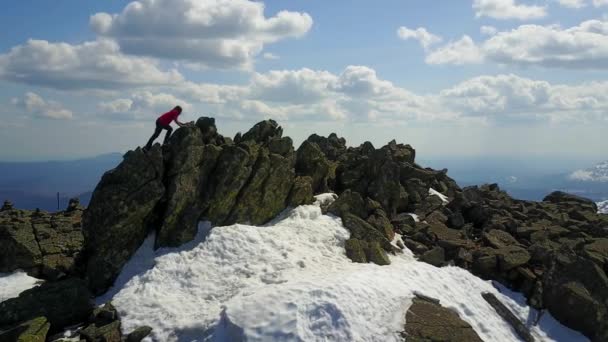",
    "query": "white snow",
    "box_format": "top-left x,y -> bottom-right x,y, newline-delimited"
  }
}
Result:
428,188 -> 449,204
598,200 -> 608,214
0,270 -> 41,303
101,195 -> 587,342
407,213 -> 420,222
569,161 -> 608,182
